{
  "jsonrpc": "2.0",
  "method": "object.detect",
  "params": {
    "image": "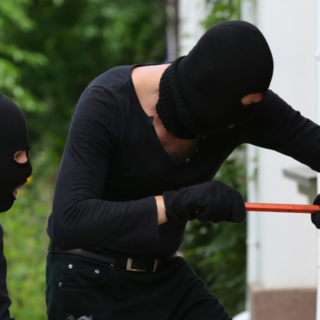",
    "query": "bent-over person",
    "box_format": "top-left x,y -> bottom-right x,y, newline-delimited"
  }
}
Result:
46,21 -> 320,319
